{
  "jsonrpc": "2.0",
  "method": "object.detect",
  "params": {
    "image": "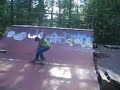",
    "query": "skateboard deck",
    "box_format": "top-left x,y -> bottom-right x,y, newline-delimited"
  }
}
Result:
31,60 -> 46,65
